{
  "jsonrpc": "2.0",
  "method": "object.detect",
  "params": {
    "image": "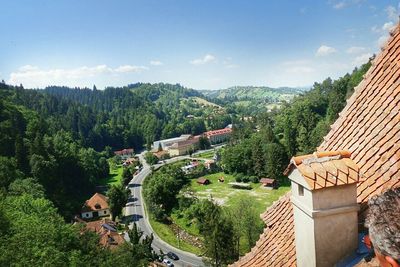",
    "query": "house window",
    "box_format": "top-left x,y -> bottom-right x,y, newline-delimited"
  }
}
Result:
104,210 -> 107,214
86,213 -> 89,218
298,184 -> 304,196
